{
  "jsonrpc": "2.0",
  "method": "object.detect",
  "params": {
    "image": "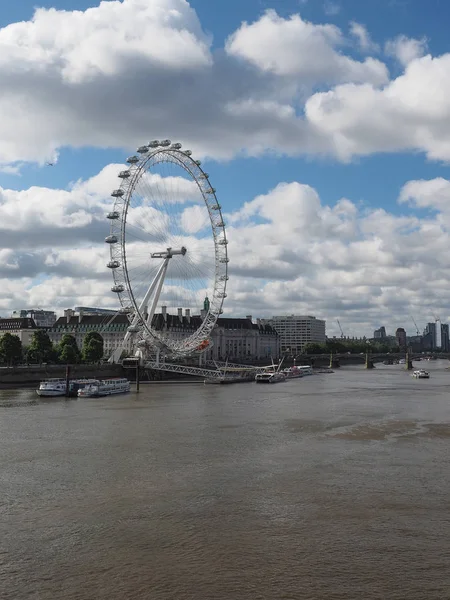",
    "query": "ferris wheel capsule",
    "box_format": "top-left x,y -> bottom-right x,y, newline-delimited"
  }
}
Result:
160,139 -> 171,147
148,140 -> 160,148
126,156 -> 139,164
